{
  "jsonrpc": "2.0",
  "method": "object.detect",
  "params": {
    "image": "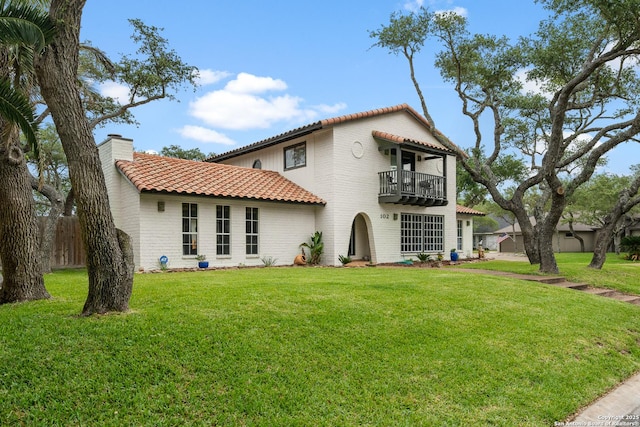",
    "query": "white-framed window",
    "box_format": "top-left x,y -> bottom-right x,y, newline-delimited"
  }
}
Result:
246,207 -> 259,255
401,213 -> 444,253
216,205 -> 230,255
182,203 -> 198,255
284,142 -> 306,170
457,220 -> 463,251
